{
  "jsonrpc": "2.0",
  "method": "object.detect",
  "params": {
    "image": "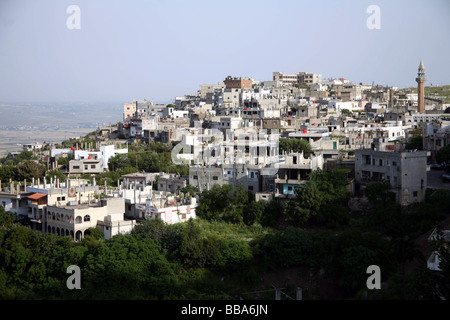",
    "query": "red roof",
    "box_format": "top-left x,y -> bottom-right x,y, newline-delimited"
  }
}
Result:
28,193 -> 47,200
